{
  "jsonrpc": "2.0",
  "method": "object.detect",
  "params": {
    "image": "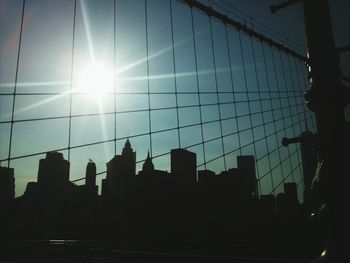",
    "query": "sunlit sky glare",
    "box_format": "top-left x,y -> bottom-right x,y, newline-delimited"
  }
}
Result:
0,0 -> 349,197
